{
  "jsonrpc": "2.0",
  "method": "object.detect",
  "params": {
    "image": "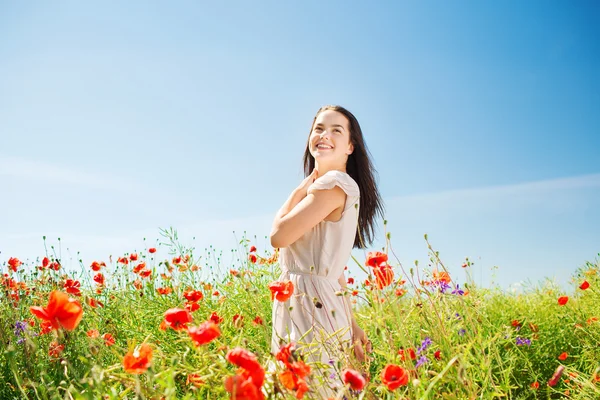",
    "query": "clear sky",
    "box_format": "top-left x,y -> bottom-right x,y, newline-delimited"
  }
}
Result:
1,0 -> 599,290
